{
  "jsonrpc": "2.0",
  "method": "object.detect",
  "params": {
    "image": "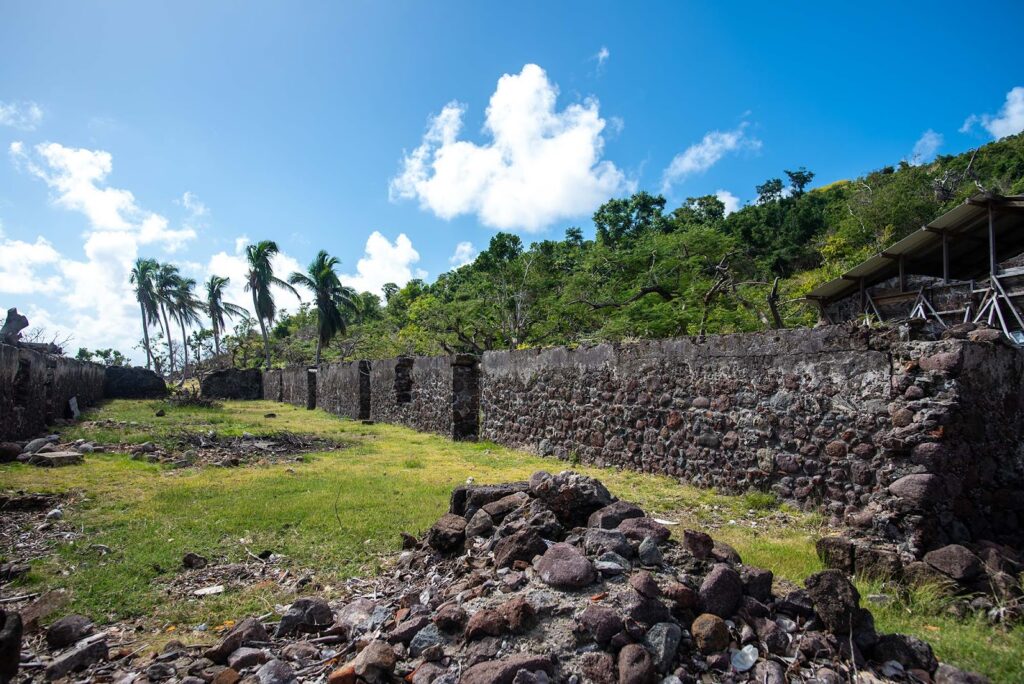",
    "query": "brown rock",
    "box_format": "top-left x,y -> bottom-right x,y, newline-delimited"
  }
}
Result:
617,518 -> 671,543
433,603 -> 467,632
326,663 -> 355,684
536,543 -> 595,589
698,564 -> 743,618
460,653 -> 553,684
465,609 -> 507,641
682,529 -> 714,559
579,651 -> 616,684
588,501 -> 645,529
352,640 -> 396,682
493,528 -> 546,568
204,617 -> 269,664
426,513 -> 467,552
691,613 -> 730,654
577,604 -> 623,645
497,596 -> 536,633
629,570 -> 661,598
617,643 -> 655,684
804,570 -> 861,634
